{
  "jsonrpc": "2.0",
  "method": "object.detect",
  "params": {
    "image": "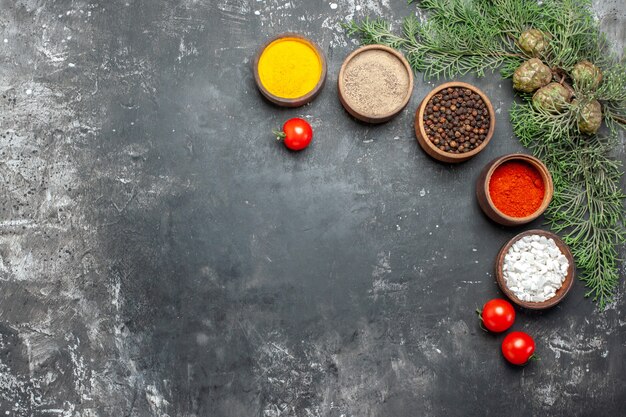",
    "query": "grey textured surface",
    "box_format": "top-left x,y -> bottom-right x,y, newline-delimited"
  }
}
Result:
0,1 -> 624,416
